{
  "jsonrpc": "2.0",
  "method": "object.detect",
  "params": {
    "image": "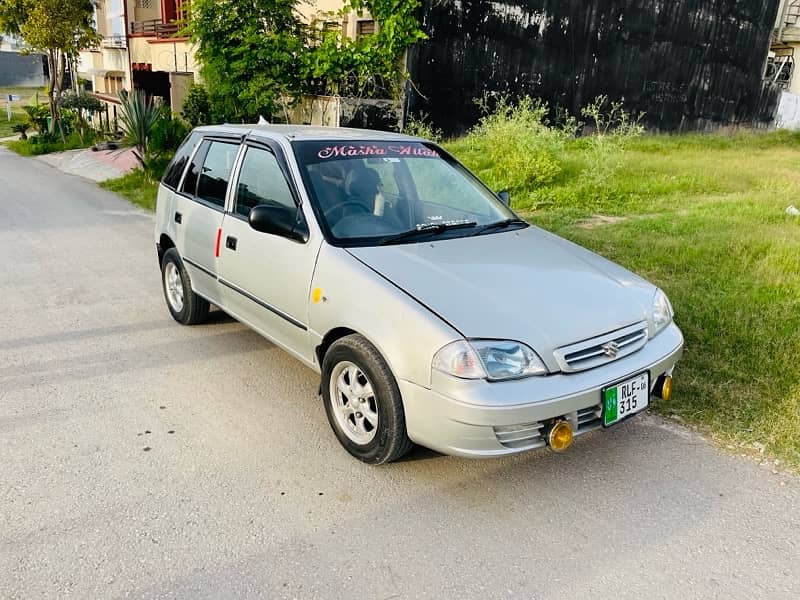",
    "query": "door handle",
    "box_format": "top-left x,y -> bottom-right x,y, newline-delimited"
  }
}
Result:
226,236 -> 237,251
174,211 -> 182,224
